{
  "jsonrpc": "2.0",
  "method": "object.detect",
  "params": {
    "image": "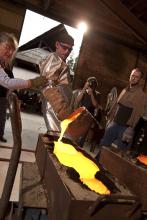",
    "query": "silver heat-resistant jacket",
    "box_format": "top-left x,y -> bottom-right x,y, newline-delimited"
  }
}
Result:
39,52 -> 72,133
